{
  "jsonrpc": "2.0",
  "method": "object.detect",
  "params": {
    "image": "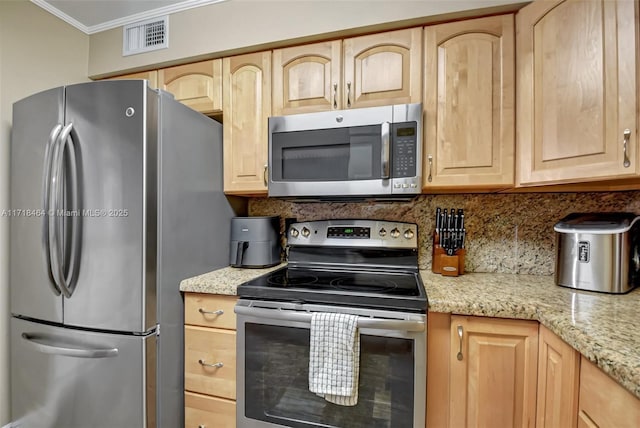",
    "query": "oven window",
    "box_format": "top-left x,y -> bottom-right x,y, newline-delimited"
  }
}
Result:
244,323 -> 414,428
272,125 -> 382,181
